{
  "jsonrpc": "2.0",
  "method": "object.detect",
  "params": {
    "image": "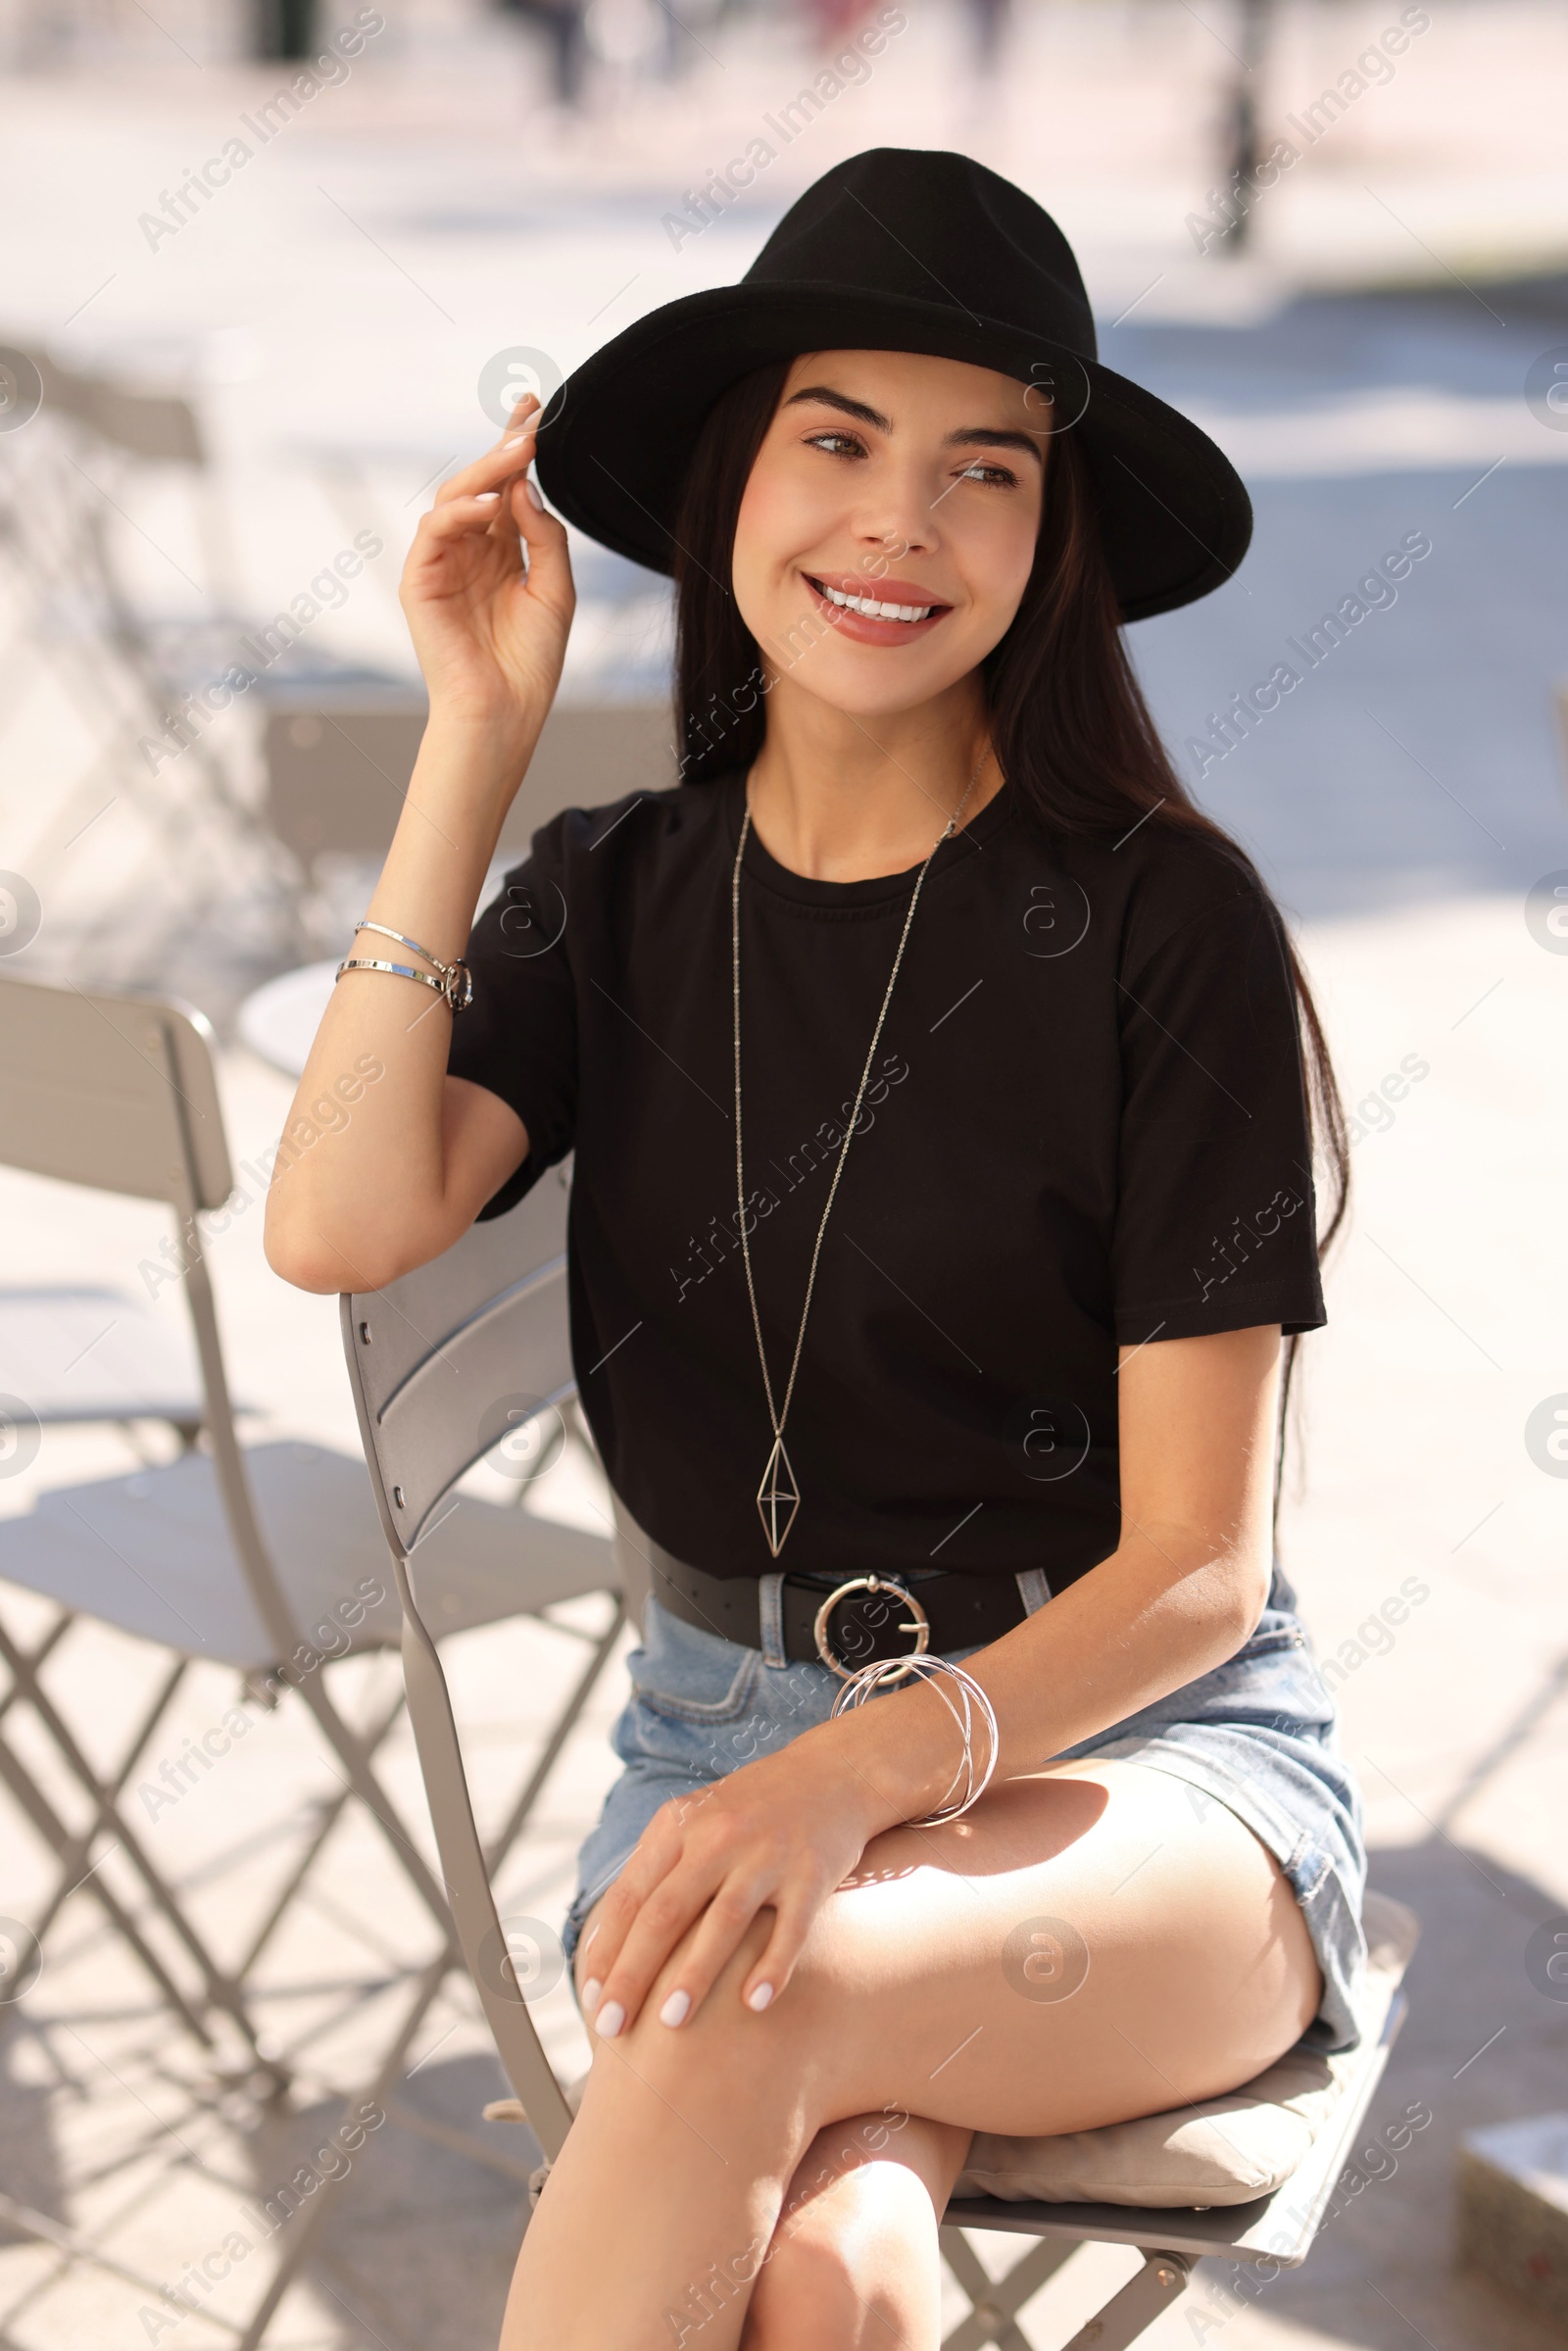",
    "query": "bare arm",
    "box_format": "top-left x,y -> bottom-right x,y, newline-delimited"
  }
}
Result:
933,1319 -> 1282,1783
581,1322 -> 1283,2029
264,394 -> 573,1296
